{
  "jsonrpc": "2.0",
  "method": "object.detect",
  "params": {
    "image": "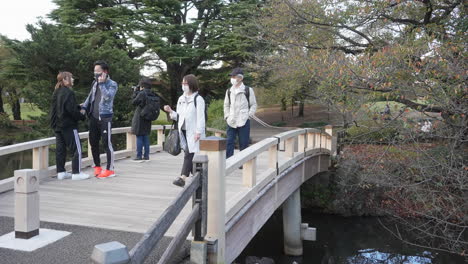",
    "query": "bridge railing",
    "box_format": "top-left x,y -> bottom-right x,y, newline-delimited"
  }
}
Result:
91,155 -> 208,264
0,125 -> 225,193
224,126 -> 334,225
